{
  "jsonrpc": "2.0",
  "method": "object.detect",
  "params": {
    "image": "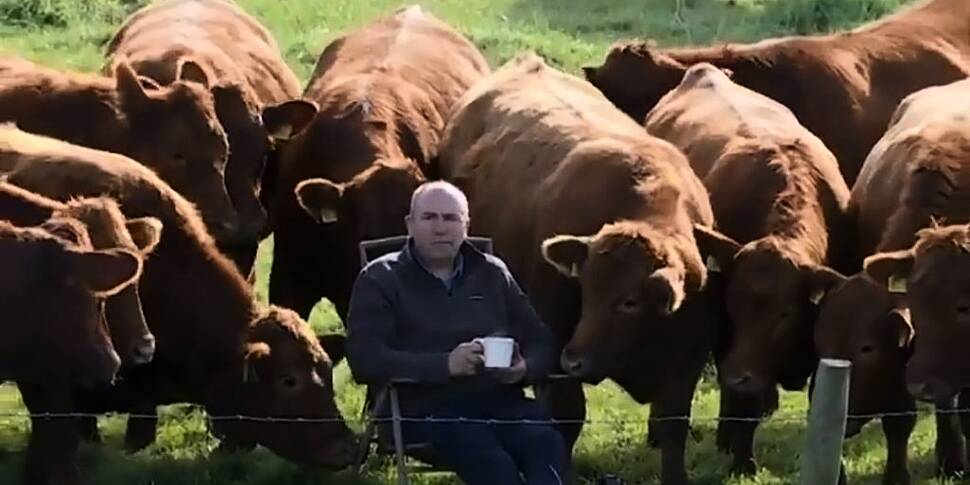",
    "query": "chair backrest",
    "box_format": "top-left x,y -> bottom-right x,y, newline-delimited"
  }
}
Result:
358,235 -> 494,266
